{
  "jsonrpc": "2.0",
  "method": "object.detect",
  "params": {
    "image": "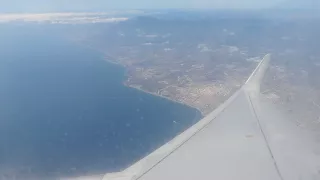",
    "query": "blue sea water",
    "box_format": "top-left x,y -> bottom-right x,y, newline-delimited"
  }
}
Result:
0,24 -> 200,179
